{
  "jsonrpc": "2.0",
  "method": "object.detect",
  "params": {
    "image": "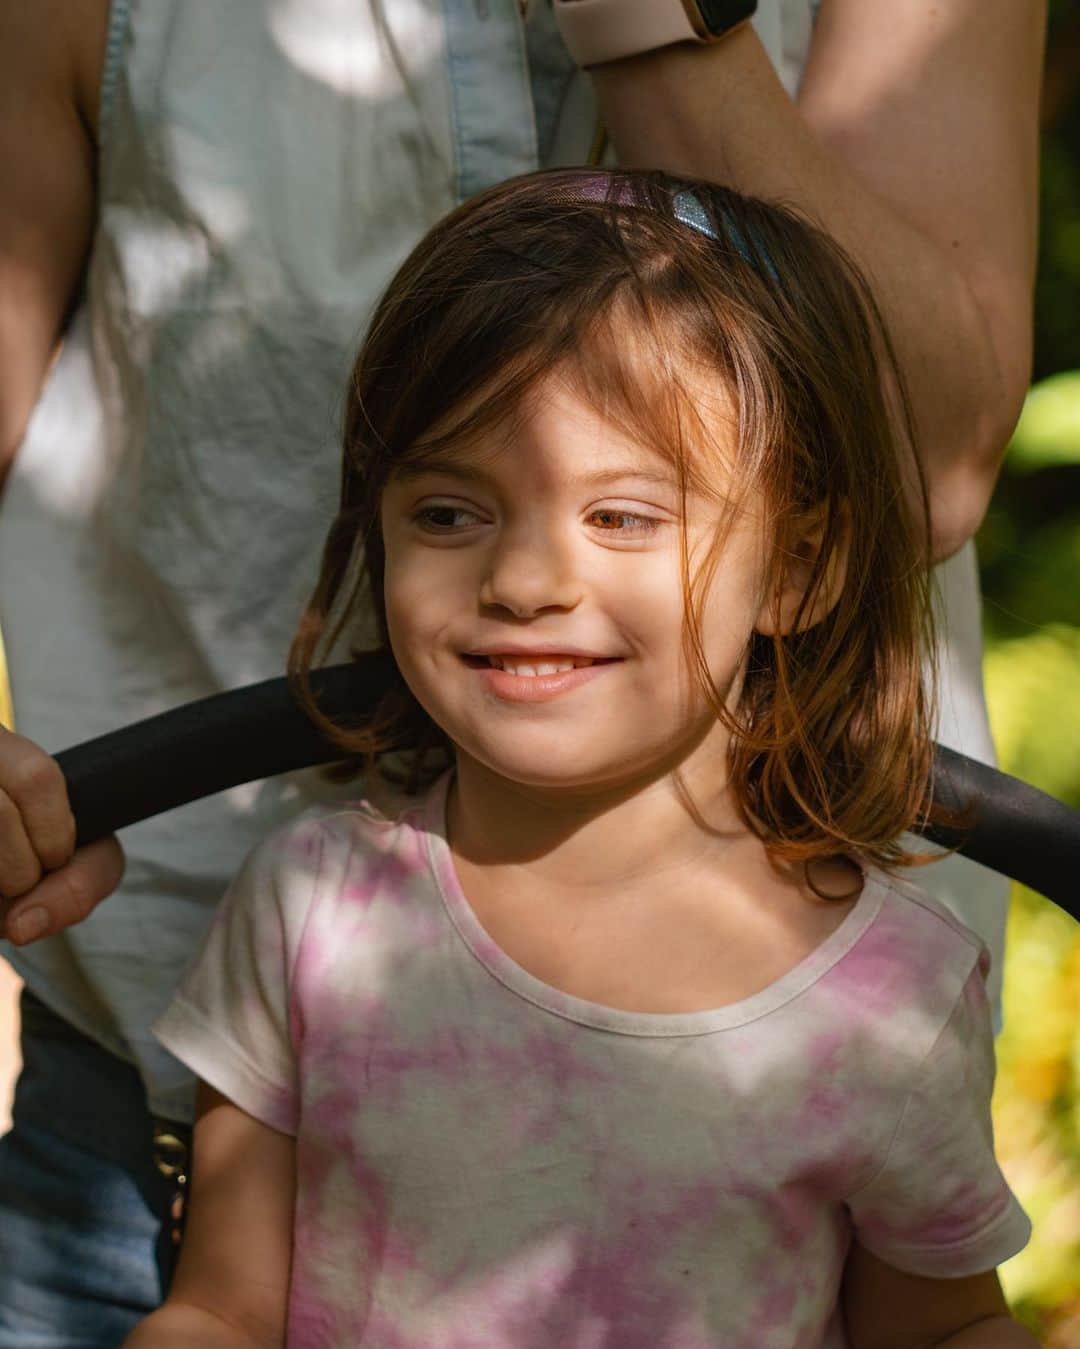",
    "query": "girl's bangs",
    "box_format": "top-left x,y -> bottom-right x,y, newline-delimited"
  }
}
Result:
393,353 -> 542,475
572,310 -> 748,506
